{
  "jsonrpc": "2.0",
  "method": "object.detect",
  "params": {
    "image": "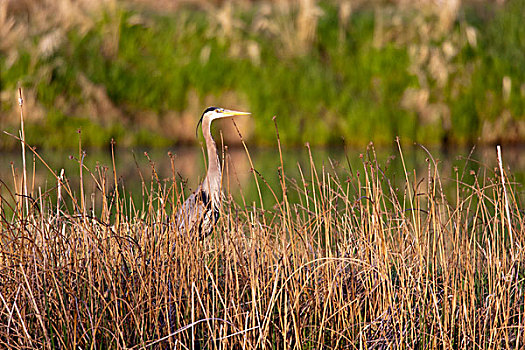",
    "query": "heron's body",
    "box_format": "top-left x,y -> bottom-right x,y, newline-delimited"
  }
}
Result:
176,107 -> 250,238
